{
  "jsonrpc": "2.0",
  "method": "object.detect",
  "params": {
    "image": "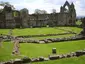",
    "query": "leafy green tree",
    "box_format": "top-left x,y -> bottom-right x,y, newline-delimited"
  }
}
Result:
34,9 -> 47,14
20,8 -> 29,18
0,1 -> 15,9
52,9 -> 56,14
